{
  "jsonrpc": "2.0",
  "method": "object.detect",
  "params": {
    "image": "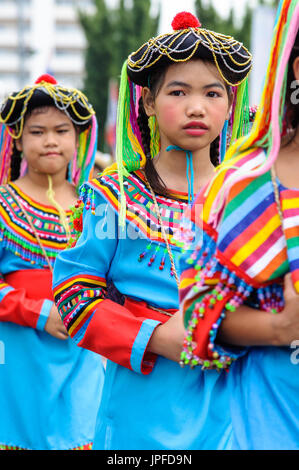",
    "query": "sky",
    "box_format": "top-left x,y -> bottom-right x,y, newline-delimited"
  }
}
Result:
106,0 -> 264,33
106,0 -> 264,27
